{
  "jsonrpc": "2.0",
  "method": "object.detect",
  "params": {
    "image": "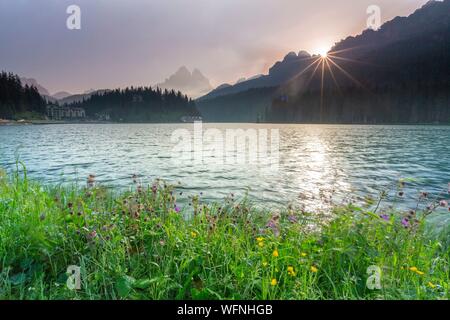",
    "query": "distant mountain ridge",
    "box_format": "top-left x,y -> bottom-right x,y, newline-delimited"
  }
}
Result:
198,0 -> 450,123
156,66 -> 213,98
199,51 -> 316,101
19,77 -> 50,96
